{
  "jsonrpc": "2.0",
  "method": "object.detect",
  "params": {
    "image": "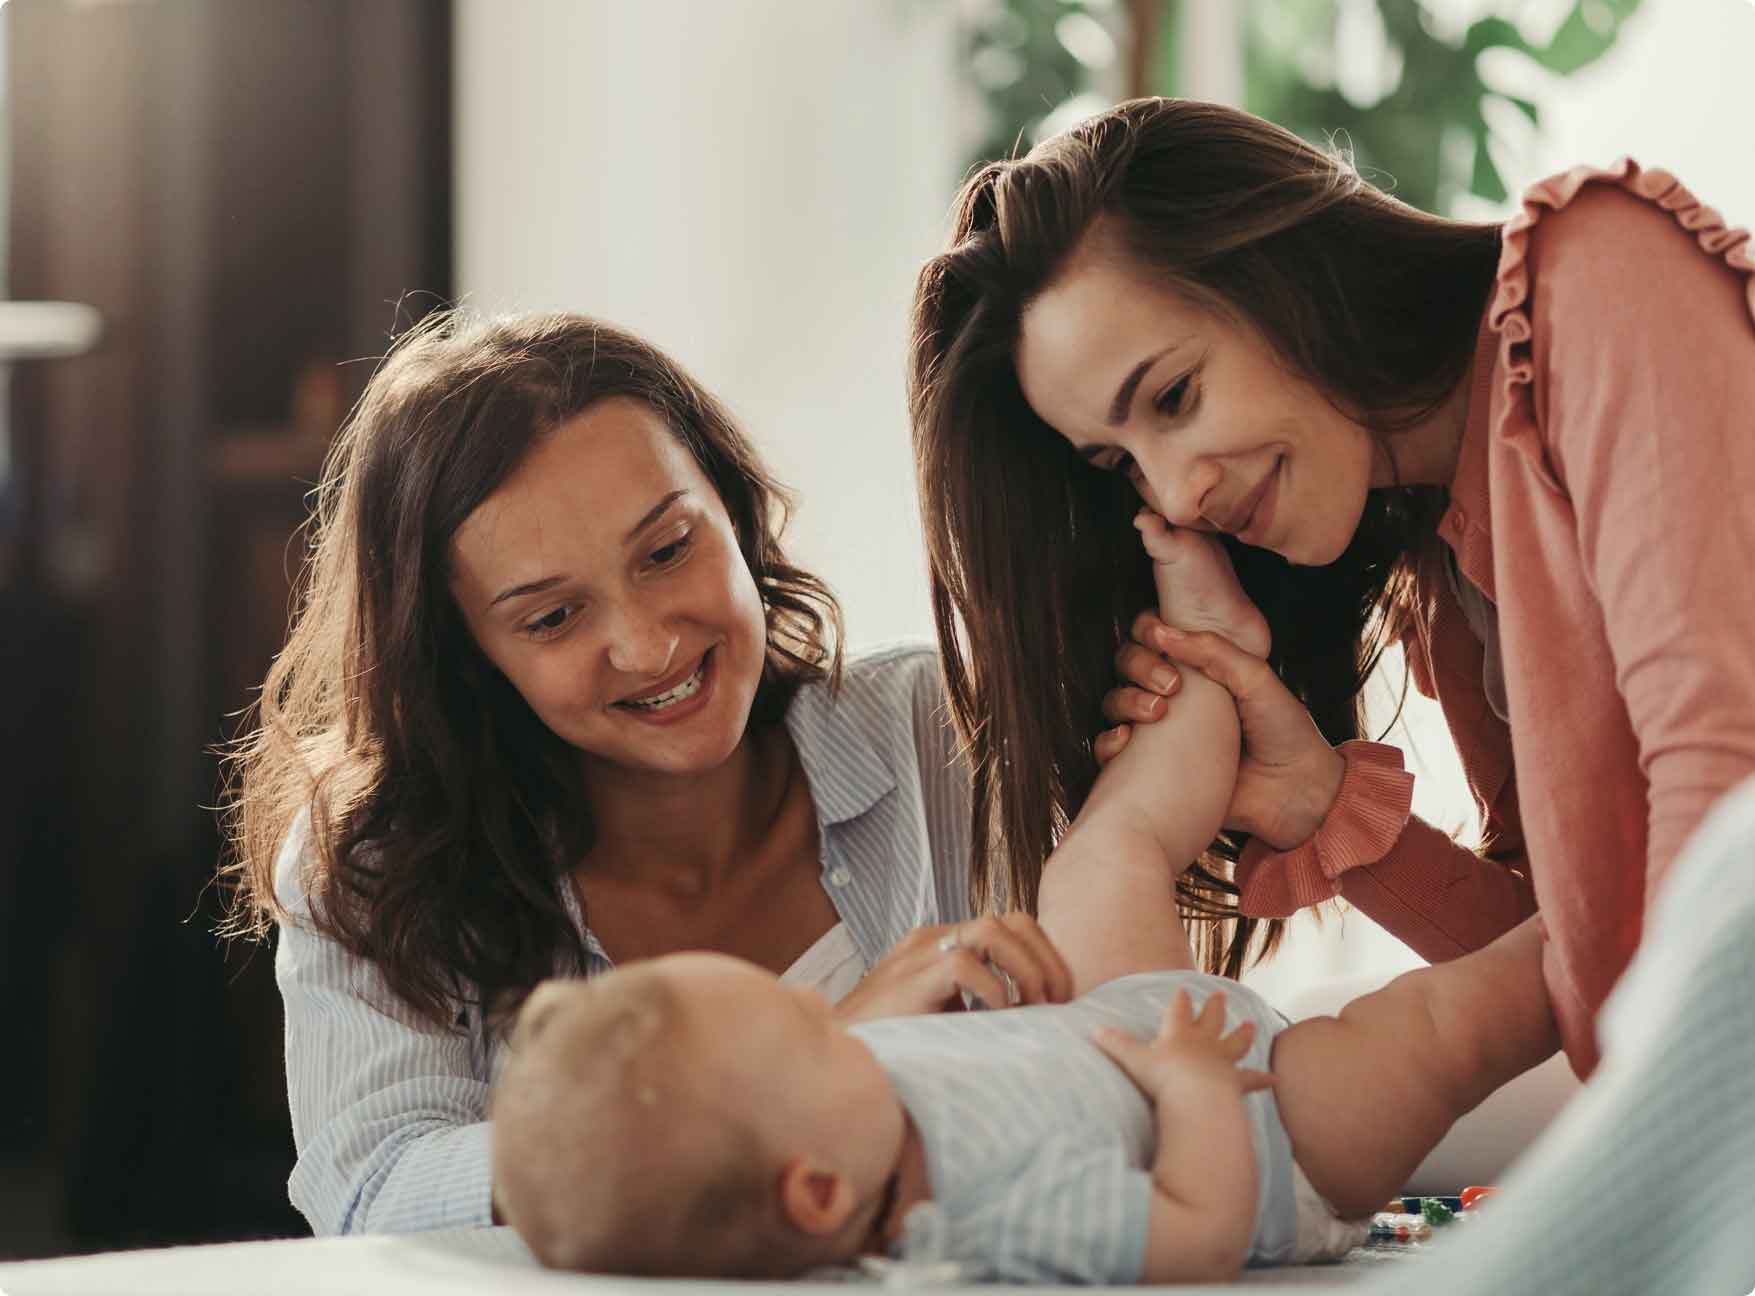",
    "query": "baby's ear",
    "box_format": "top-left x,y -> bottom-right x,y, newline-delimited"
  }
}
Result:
777,1159 -> 858,1237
